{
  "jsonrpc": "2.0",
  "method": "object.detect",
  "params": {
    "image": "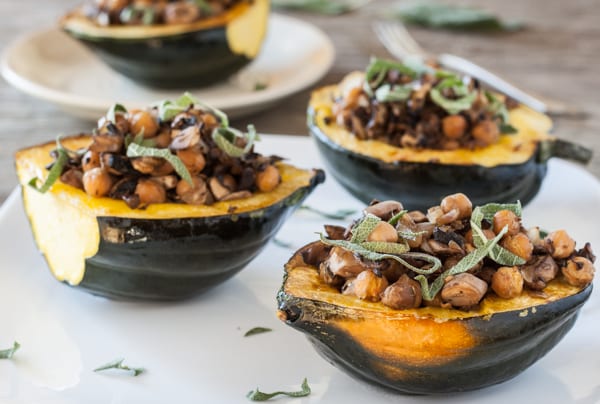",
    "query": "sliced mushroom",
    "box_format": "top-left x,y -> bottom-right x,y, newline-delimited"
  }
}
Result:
220,190 -> 252,201
441,273 -> 488,308
521,255 -> 558,290
170,125 -> 201,150
176,176 -> 213,205
323,246 -> 365,278
60,168 -> 84,190
152,174 -> 178,190
101,152 -> 134,176
324,225 -> 346,240
342,270 -> 388,302
363,200 -> 404,221
209,176 -> 233,201
89,132 -> 124,153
